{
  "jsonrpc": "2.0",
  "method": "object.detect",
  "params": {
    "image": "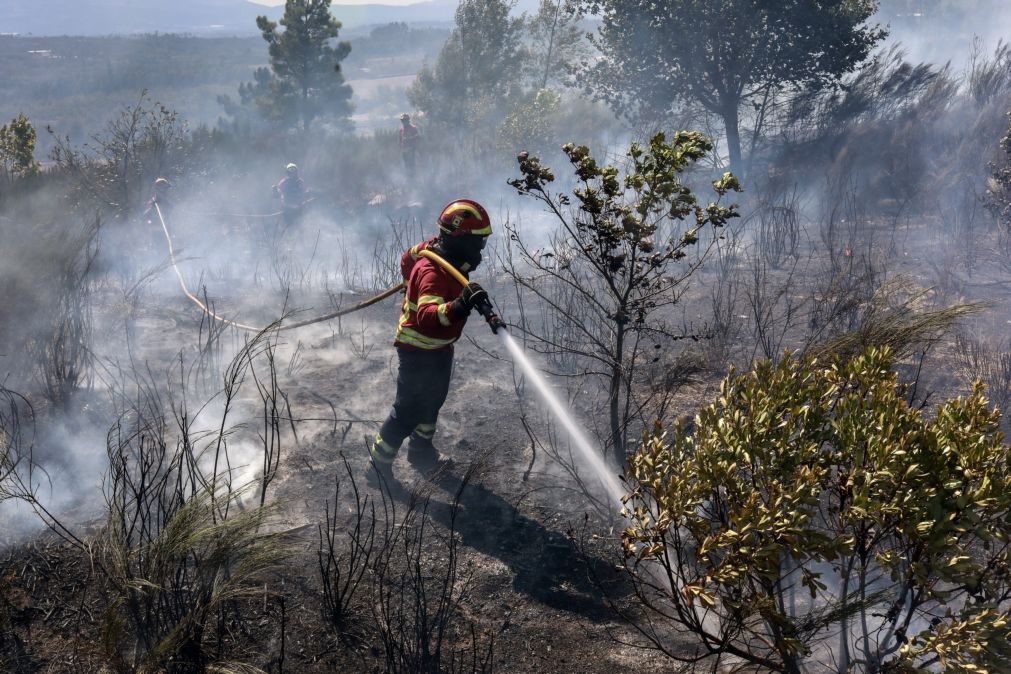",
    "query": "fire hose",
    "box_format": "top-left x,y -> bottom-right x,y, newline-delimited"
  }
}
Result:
155,202 -> 404,333
155,204 -> 504,334
175,196 -> 317,221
